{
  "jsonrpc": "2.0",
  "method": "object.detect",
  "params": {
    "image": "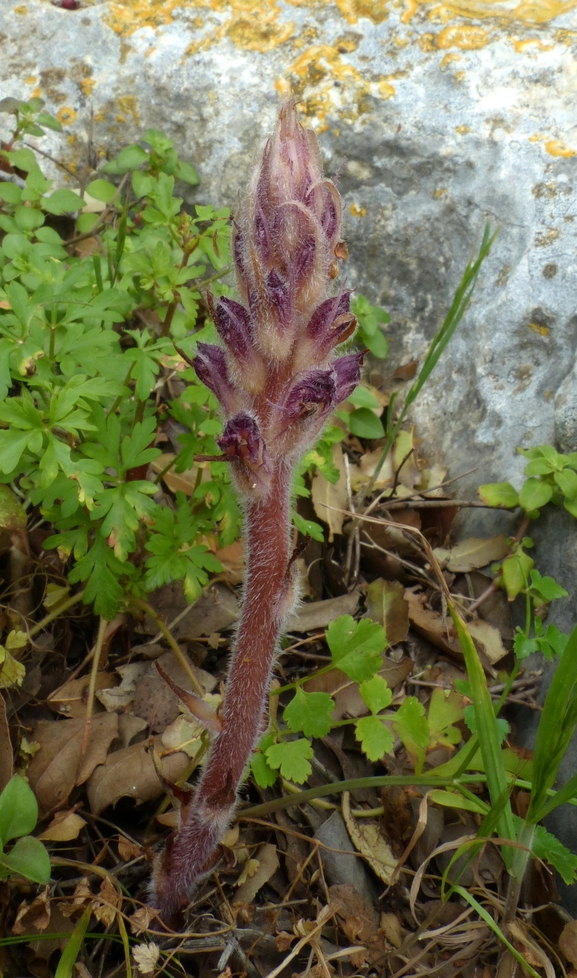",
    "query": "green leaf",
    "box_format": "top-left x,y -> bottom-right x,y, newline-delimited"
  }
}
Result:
283,687 -> 335,738
518,478 -> 553,514
76,212 -> 99,233
359,675 -> 392,715
355,715 -> 394,761
502,549 -> 534,600
0,775 -> 38,845
42,188 -> 84,215
555,467 -> 577,501
68,535 -> 128,619
265,738 -> 314,784
0,835 -> 50,883
478,482 -> 519,508
54,907 -> 91,978
292,510 -> 325,542
531,822 -> 577,885
528,570 -> 568,602
393,696 -> 430,771
0,182 -> 23,204
326,615 -> 385,682
348,407 -> 385,440
104,144 -> 149,174
250,745 -> 278,788
464,705 -> 509,744
361,328 -> 389,359
85,179 -> 118,203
